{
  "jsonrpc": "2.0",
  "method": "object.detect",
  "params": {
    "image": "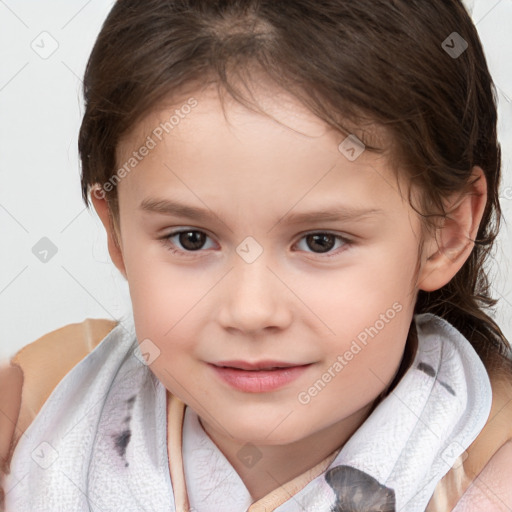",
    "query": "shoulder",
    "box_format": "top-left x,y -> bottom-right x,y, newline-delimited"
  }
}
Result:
452,368 -> 512,510
452,440 -> 512,511
426,365 -> 512,511
0,318 -> 118,473
462,366 -> 512,474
